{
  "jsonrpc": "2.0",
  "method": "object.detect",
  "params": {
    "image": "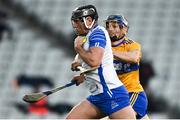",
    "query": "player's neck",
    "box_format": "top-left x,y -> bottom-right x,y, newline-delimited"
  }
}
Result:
112,36 -> 126,46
